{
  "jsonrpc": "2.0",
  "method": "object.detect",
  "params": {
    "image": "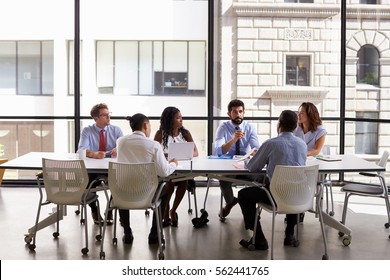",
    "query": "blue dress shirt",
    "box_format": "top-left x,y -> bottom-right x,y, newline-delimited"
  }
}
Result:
214,120 -> 260,156
78,123 -> 123,152
294,125 -> 327,151
246,132 -> 307,181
